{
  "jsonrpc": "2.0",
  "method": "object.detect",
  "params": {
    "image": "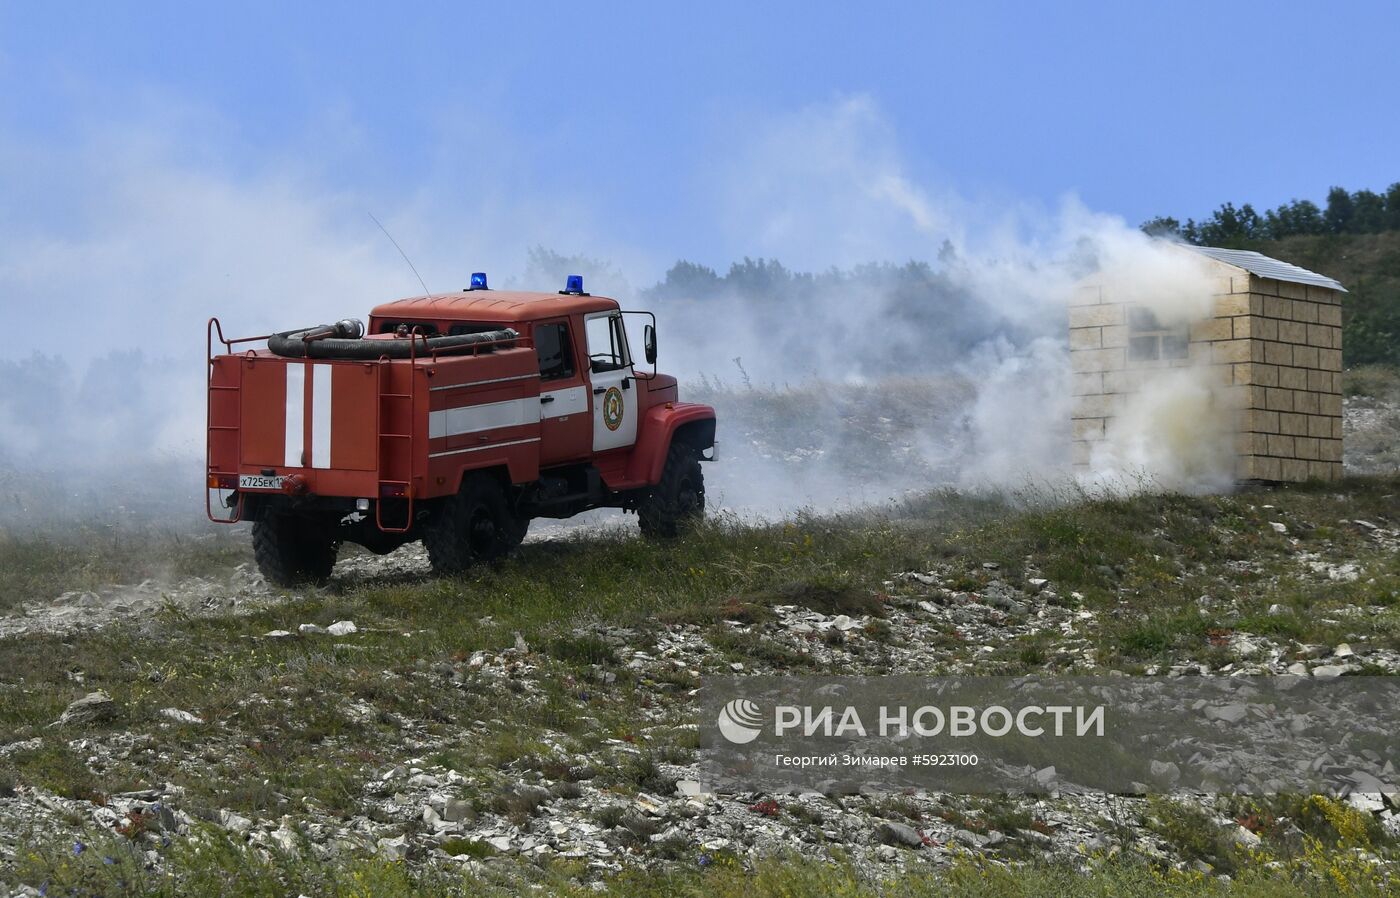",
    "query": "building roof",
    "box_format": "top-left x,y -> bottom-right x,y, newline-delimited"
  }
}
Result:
370,291 -> 620,324
1185,245 -> 1347,293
